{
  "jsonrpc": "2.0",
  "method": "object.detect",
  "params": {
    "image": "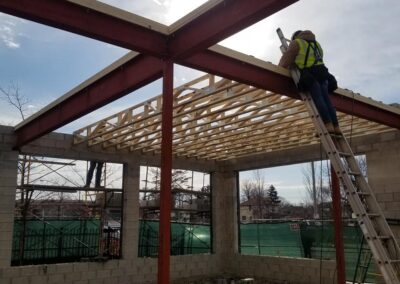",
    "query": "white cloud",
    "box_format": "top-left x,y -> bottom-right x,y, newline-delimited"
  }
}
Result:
0,13 -> 21,48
